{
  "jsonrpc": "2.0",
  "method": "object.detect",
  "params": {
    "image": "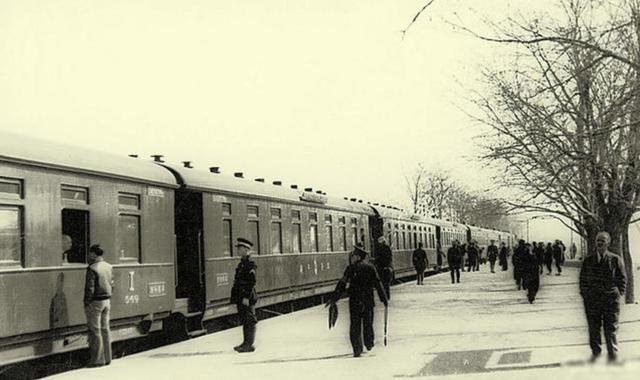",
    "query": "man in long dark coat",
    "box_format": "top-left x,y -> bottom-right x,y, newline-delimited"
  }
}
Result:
374,236 -> 393,300
522,244 -> 540,303
498,242 -> 508,271
487,240 -> 498,273
330,243 -> 388,357
447,240 -> 463,284
580,231 -> 626,363
512,240 -> 526,290
412,242 -> 428,285
467,242 -> 479,272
